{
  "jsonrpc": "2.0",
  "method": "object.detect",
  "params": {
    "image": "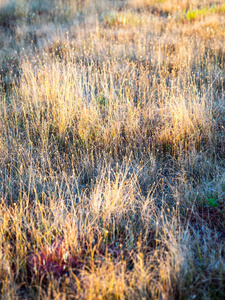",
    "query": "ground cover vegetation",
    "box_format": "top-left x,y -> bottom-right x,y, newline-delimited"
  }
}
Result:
0,0 -> 225,298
